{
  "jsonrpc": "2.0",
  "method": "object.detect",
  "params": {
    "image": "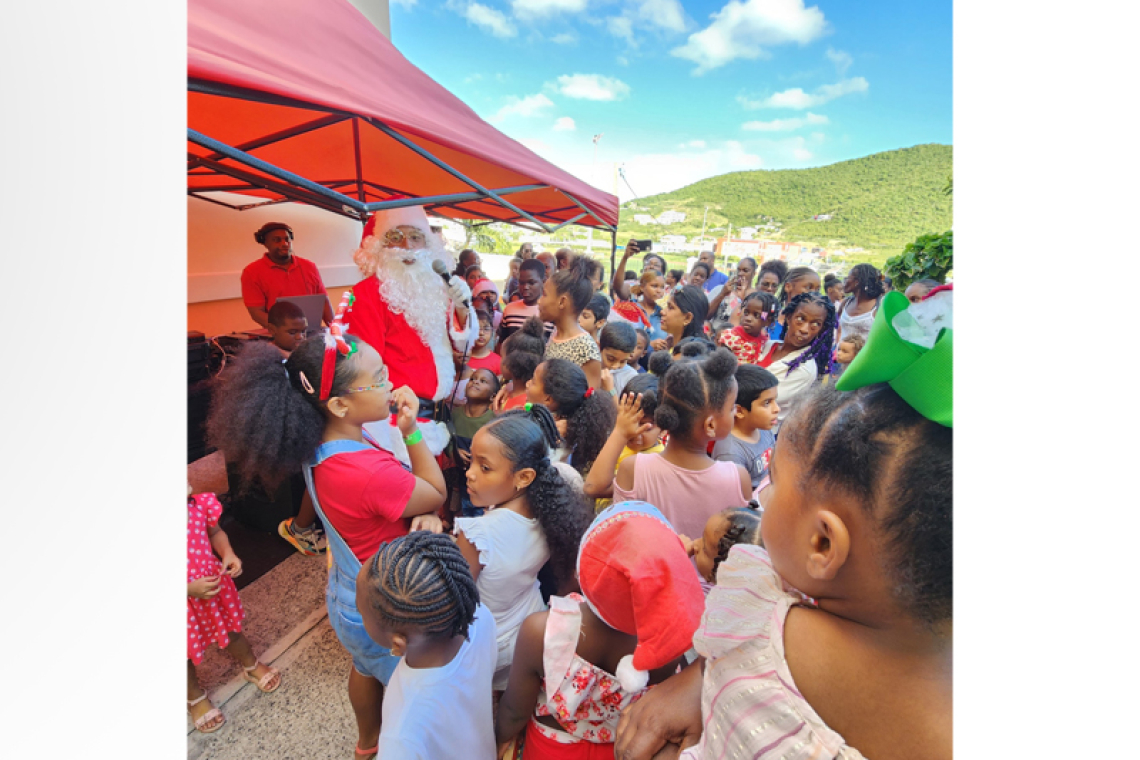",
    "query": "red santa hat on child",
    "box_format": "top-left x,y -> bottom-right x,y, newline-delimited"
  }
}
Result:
576,501 -> 705,692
